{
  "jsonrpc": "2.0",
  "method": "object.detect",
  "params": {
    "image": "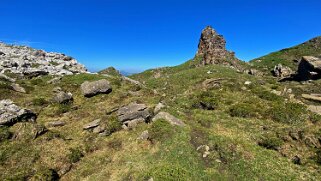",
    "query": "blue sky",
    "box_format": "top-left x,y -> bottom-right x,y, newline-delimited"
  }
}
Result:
1,0 -> 321,72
